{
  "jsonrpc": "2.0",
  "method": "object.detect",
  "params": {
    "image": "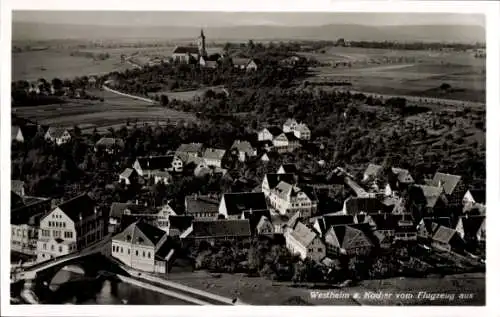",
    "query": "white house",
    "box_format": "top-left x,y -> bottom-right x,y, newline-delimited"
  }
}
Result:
133,155 -> 183,177
272,133 -> 301,153
256,216 -> 274,235
268,181 -> 317,218
285,221 -> 326,262
36,194 -> 104,262
292,123 -> 311,140
283,119 -> 299,133
257,127 -> 283,142
119,168 -> 138,185
202,148 -> 226,168
44,127 -> 71,145
112,221 -> 175,273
